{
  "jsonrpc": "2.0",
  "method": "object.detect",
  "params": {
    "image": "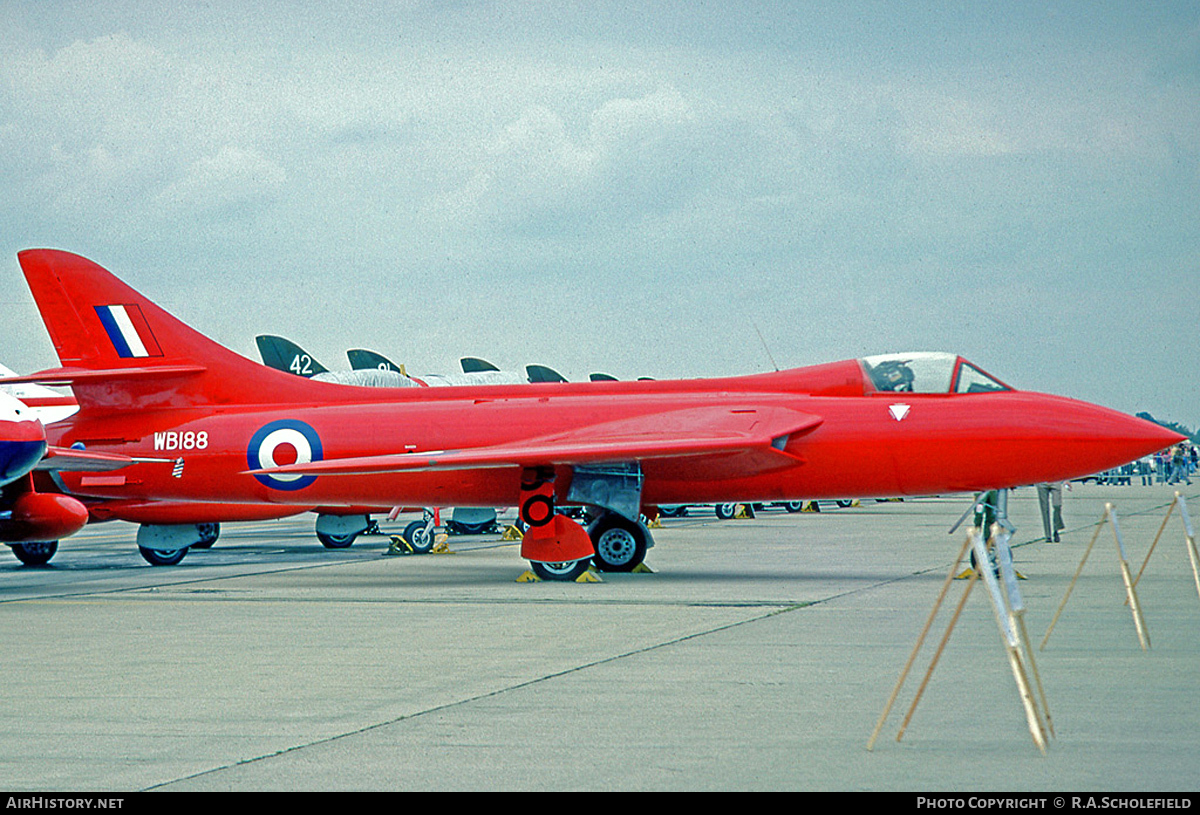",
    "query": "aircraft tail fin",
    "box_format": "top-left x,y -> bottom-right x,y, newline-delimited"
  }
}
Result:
461,357 -> 500,373
256,335 -> 329,377
15,250 -> 342,410
347,348 -> 405,375
526,364 -> 567,383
